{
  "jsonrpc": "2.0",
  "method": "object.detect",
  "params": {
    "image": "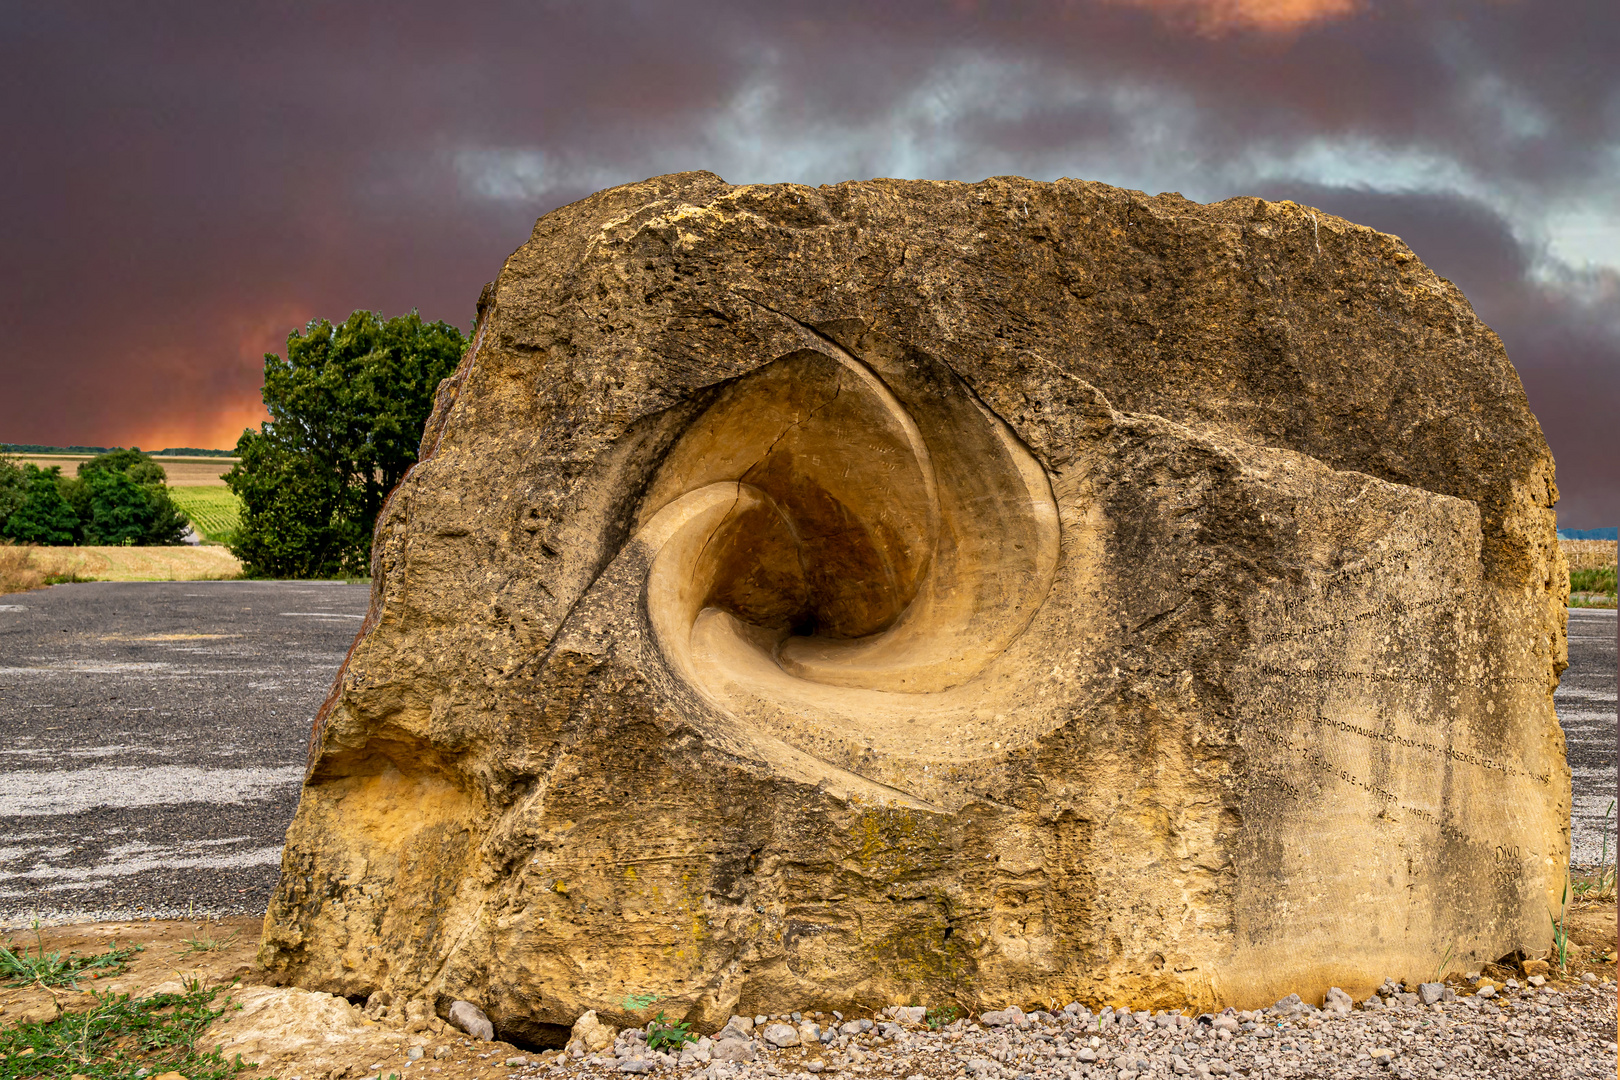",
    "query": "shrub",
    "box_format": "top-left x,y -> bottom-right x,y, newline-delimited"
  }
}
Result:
3,465 -> 80,544
82,468 -> 189,545
1570,565 -> 1617,596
